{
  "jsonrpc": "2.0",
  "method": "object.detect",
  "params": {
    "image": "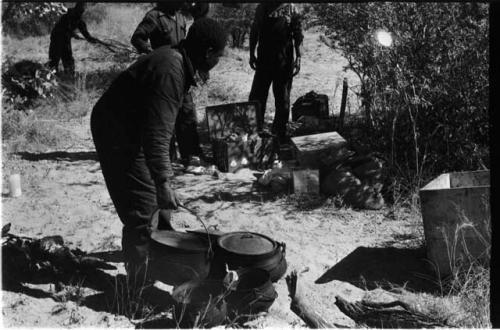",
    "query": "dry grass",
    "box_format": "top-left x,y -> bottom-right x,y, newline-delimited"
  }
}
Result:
391,209 -> 491,328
